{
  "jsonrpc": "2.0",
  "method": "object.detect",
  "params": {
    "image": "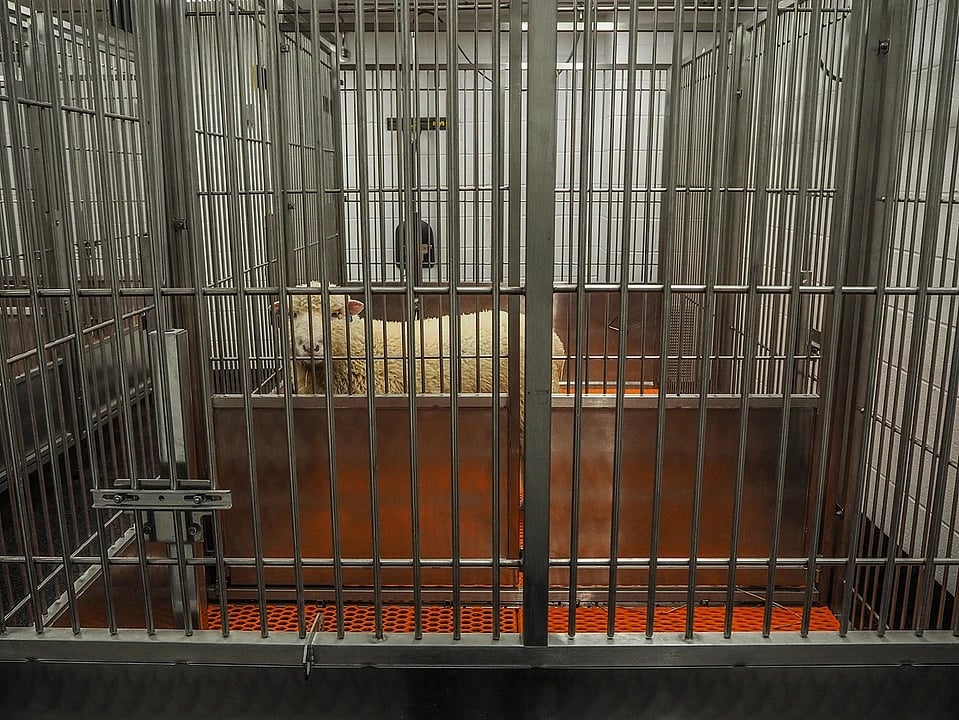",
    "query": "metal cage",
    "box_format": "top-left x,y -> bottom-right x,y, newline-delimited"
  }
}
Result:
1,1 -> 959,712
